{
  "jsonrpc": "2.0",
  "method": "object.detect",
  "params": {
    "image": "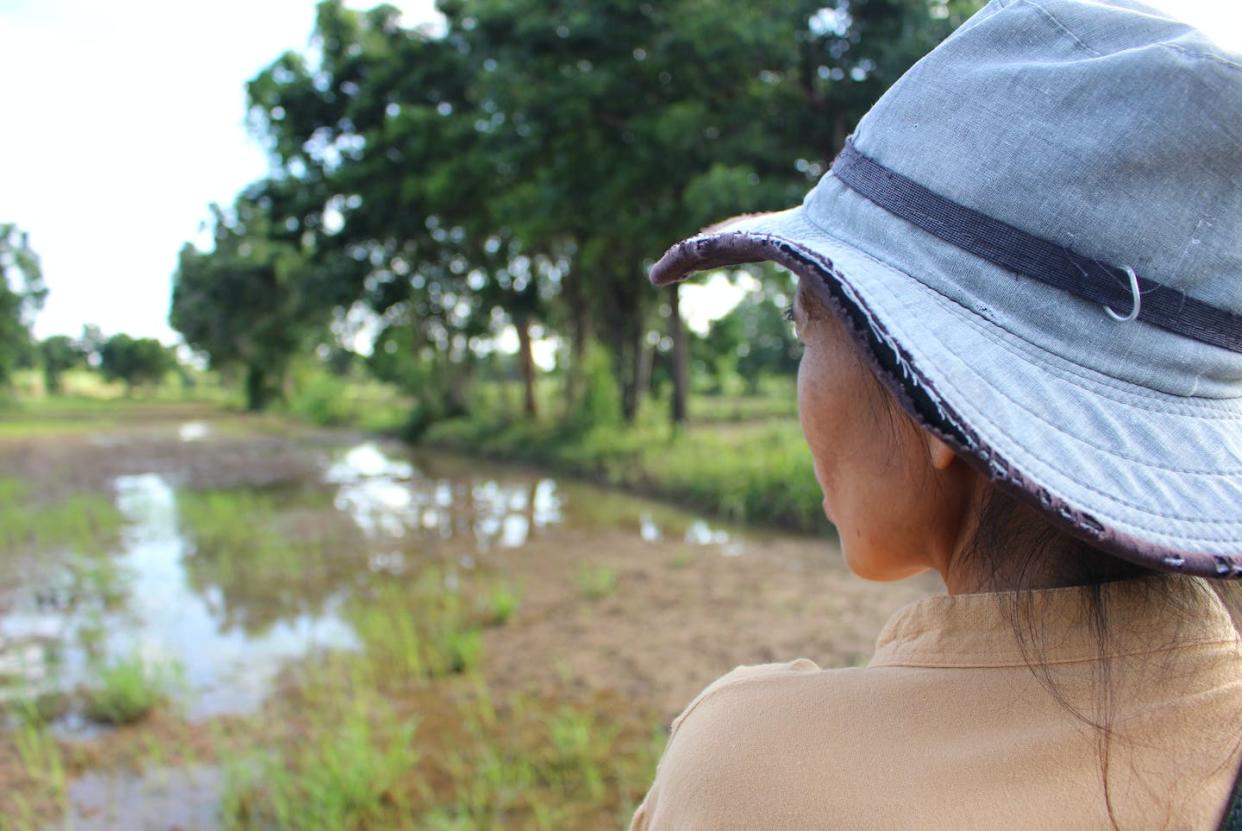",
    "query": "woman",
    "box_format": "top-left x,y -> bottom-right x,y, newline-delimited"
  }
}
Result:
630,0 -> 1242,828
